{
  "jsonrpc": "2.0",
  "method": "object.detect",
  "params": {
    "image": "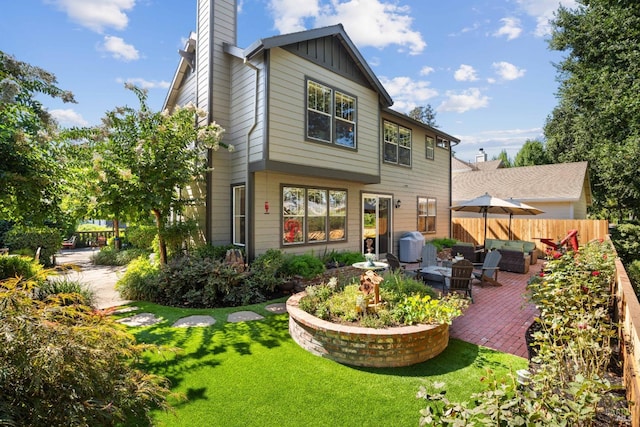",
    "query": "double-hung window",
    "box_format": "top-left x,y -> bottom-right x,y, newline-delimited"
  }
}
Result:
417,197 -> 436,233
425,136 -> 435,160
383,120 -> 411,166
307,79 -> 356,148
283,186 -> 347,245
